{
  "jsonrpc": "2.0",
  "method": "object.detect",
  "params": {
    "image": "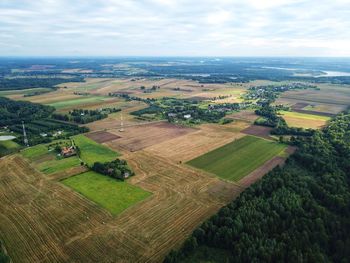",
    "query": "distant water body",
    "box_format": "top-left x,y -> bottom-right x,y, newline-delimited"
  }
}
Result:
261,66 -> 350,77
316,71 -> 350,77
0,135 -> 16,141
